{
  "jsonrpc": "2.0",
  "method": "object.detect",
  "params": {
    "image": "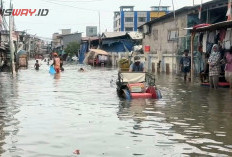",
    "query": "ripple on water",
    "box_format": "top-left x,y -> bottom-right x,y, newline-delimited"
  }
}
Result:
1,64 -> 232,156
